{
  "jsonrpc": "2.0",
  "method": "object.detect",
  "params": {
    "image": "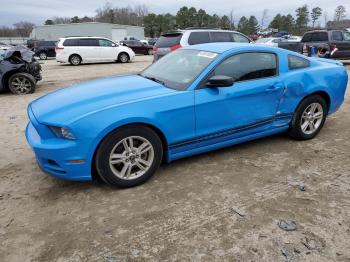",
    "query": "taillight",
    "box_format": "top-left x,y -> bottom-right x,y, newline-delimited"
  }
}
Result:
170,44 -> 182,51
153,46 -> 158,52
55,46 -> 64,51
